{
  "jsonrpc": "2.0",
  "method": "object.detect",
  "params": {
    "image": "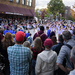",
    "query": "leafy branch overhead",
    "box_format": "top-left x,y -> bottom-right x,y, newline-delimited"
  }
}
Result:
47,0 -> 65,16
